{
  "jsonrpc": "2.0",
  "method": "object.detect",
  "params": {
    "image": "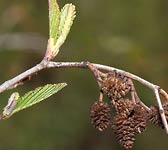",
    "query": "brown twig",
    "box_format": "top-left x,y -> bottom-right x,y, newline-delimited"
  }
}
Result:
87,62 -> 102,88
130,80 -> 151,112
0,61 -> 168,133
